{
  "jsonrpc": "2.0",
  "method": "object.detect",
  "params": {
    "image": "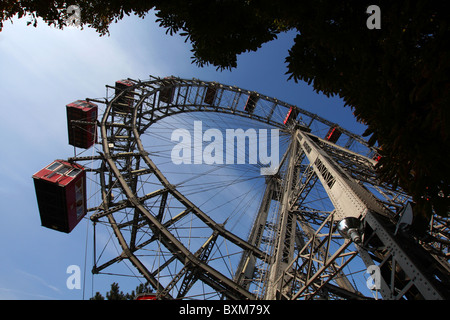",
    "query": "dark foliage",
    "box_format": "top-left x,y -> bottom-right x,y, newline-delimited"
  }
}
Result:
2,0 -> 448,232
90,282 -> 153,300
